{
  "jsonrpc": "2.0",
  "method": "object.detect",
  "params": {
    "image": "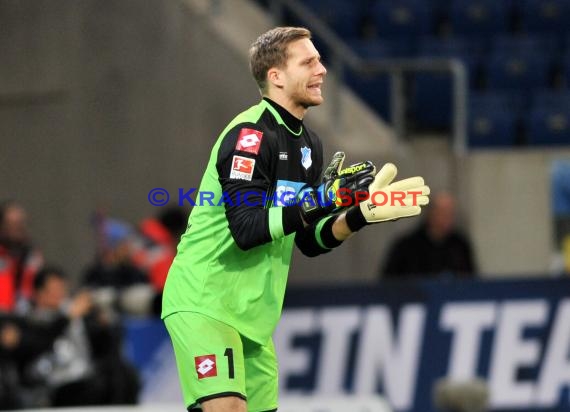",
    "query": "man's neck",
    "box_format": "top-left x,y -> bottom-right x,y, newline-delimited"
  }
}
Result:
263,97 -> 303,133
263,93 -> 307,120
